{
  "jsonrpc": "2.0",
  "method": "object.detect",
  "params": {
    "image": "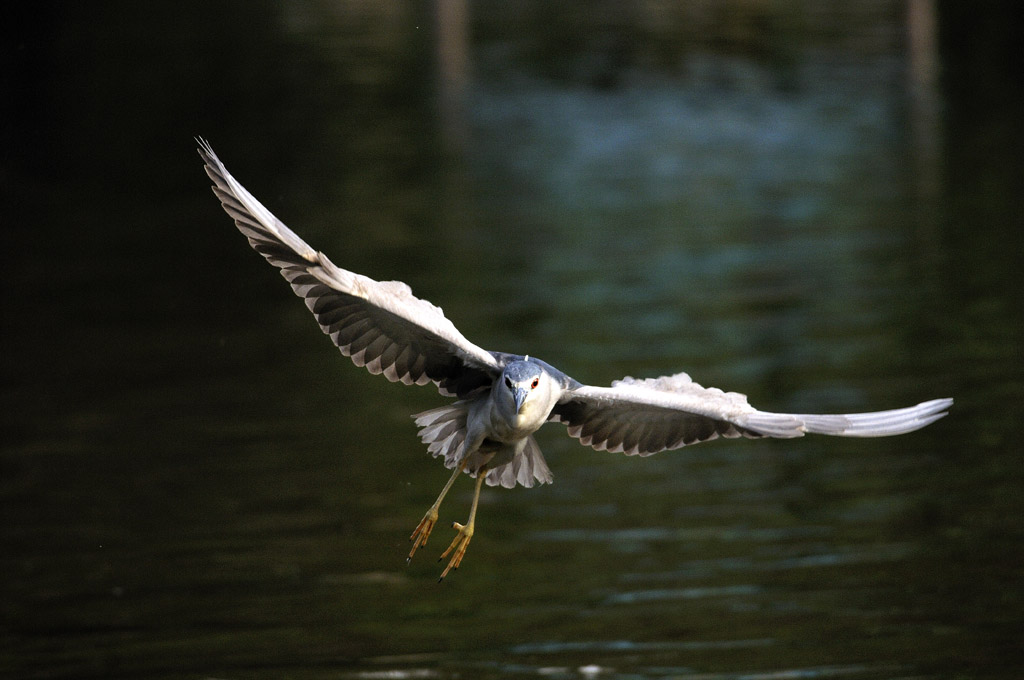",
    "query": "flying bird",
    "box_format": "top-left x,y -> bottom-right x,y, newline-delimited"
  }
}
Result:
198,139 -> 952,580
